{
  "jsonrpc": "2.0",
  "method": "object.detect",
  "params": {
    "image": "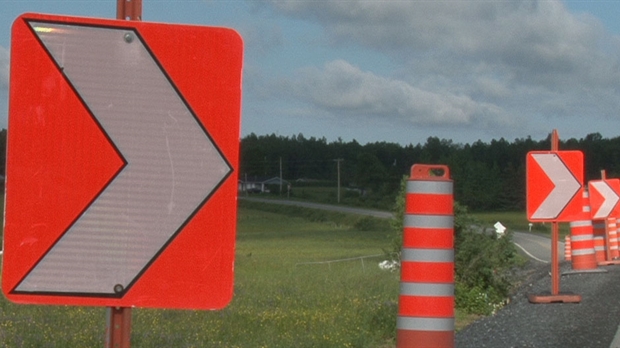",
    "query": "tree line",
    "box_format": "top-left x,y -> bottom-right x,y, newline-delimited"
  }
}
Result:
240,132 -> 620,212
0,129 -> 615,212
